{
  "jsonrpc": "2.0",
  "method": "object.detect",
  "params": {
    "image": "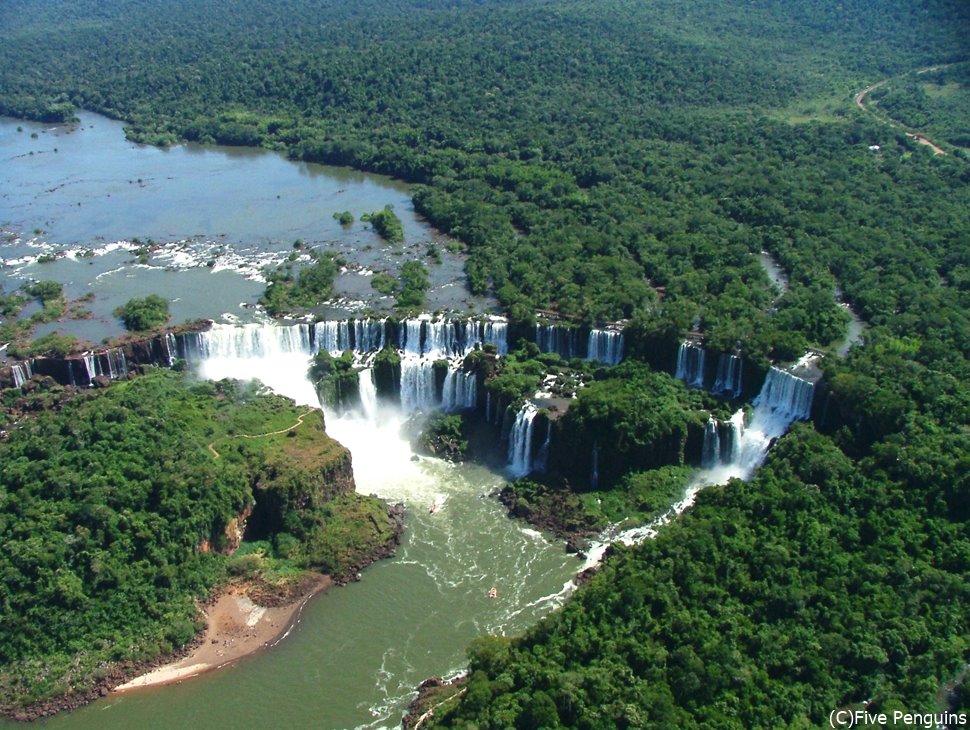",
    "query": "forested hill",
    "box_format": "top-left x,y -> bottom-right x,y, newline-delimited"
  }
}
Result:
1,0 -> 969,726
